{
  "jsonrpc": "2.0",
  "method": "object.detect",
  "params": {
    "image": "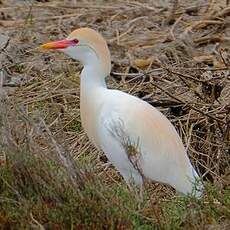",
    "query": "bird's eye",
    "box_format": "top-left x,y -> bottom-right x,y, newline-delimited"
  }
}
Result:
72,39 -> 79,45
